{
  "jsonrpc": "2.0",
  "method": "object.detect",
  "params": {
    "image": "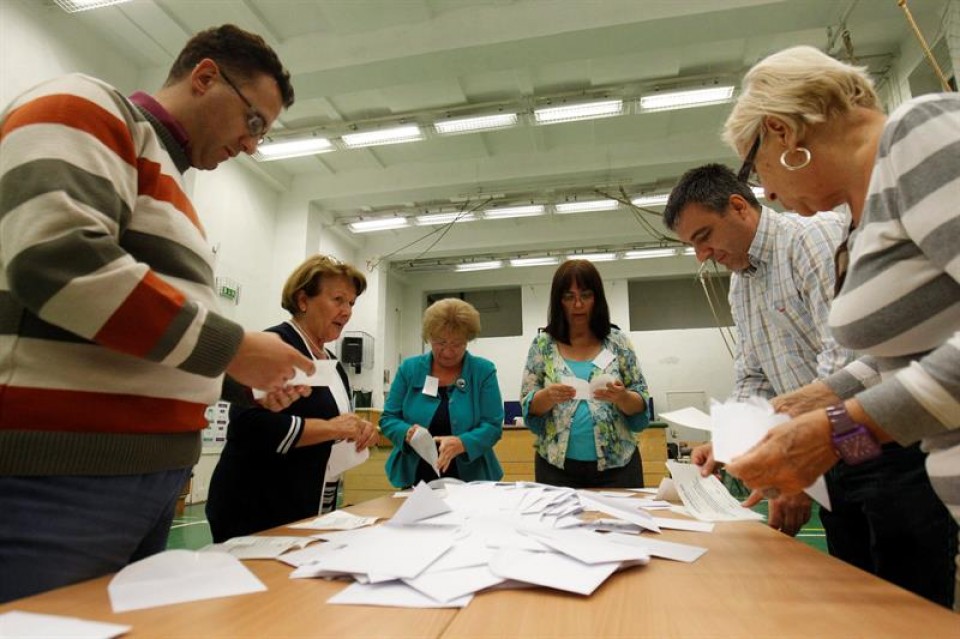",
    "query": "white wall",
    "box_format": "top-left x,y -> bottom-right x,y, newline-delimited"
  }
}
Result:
192,163 -> 285,330
0,0 -> 140,109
